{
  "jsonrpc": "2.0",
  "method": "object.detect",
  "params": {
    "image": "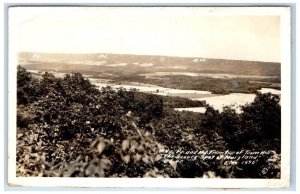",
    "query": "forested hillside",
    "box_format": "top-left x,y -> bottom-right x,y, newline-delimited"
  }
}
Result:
17,66 -> 281,178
